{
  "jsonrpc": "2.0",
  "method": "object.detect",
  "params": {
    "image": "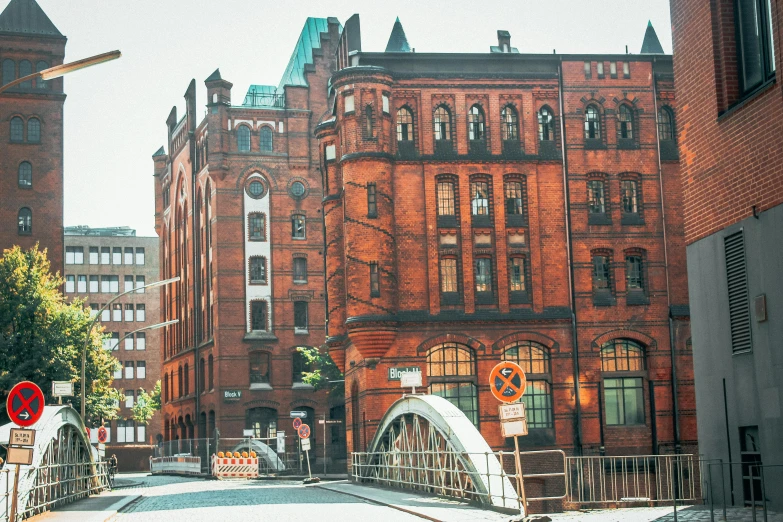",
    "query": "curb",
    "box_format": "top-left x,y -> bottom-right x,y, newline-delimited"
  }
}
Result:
314,483 -> 440,522
101,494 -> 141,521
